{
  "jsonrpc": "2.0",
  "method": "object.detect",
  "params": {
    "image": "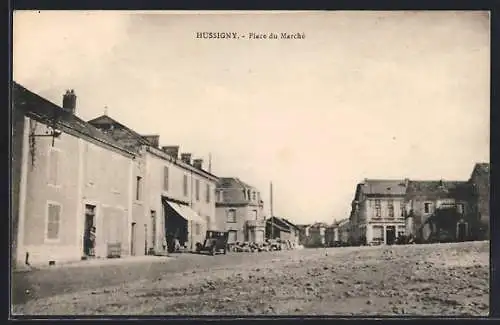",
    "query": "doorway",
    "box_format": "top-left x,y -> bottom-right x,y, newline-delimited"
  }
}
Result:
83,205 -> 96,258
457,222 -> 467,242
130,222 -> 137,256
386,226 -> 396,245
